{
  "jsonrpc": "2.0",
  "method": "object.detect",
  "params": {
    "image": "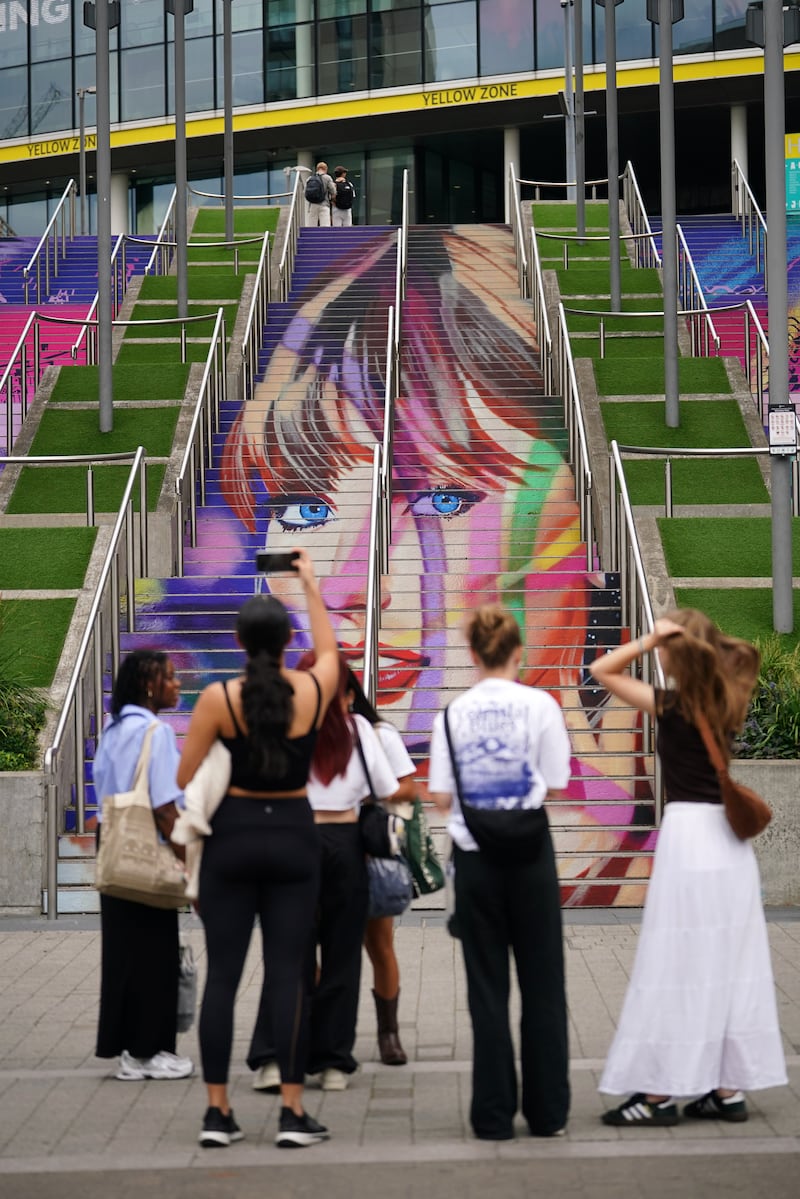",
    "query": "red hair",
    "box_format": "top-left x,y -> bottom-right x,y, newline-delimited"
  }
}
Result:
297,650 -> 354,784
